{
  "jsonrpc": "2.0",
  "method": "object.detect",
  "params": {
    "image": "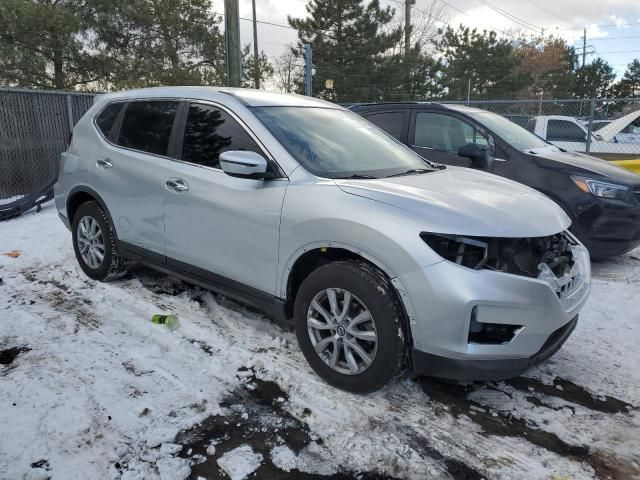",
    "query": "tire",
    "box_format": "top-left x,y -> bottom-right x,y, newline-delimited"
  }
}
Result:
294,260 -> 407,393
71,201 -> 129,281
